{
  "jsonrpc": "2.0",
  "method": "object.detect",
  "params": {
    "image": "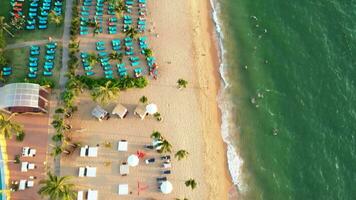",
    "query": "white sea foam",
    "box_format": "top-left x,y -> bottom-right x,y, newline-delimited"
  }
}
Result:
209,0 -> 246,192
